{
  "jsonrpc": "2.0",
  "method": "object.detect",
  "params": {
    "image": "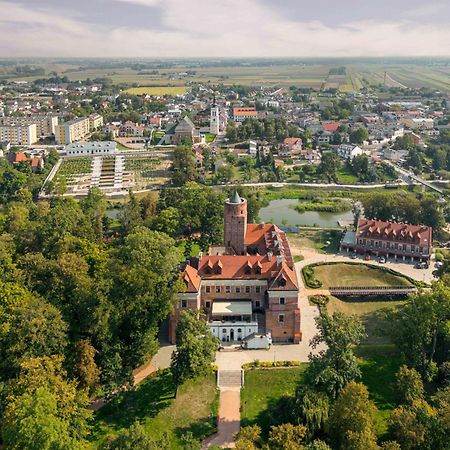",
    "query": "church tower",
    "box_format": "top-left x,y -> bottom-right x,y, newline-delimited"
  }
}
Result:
210,98 -> 220,135
224,192 -> 247,255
